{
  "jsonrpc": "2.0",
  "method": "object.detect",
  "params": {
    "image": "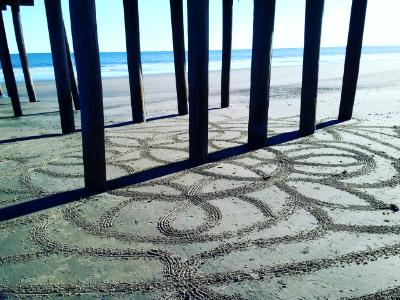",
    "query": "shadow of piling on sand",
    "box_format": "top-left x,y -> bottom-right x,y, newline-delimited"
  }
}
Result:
0,107 -> 224,145
0,118 -> 344,222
